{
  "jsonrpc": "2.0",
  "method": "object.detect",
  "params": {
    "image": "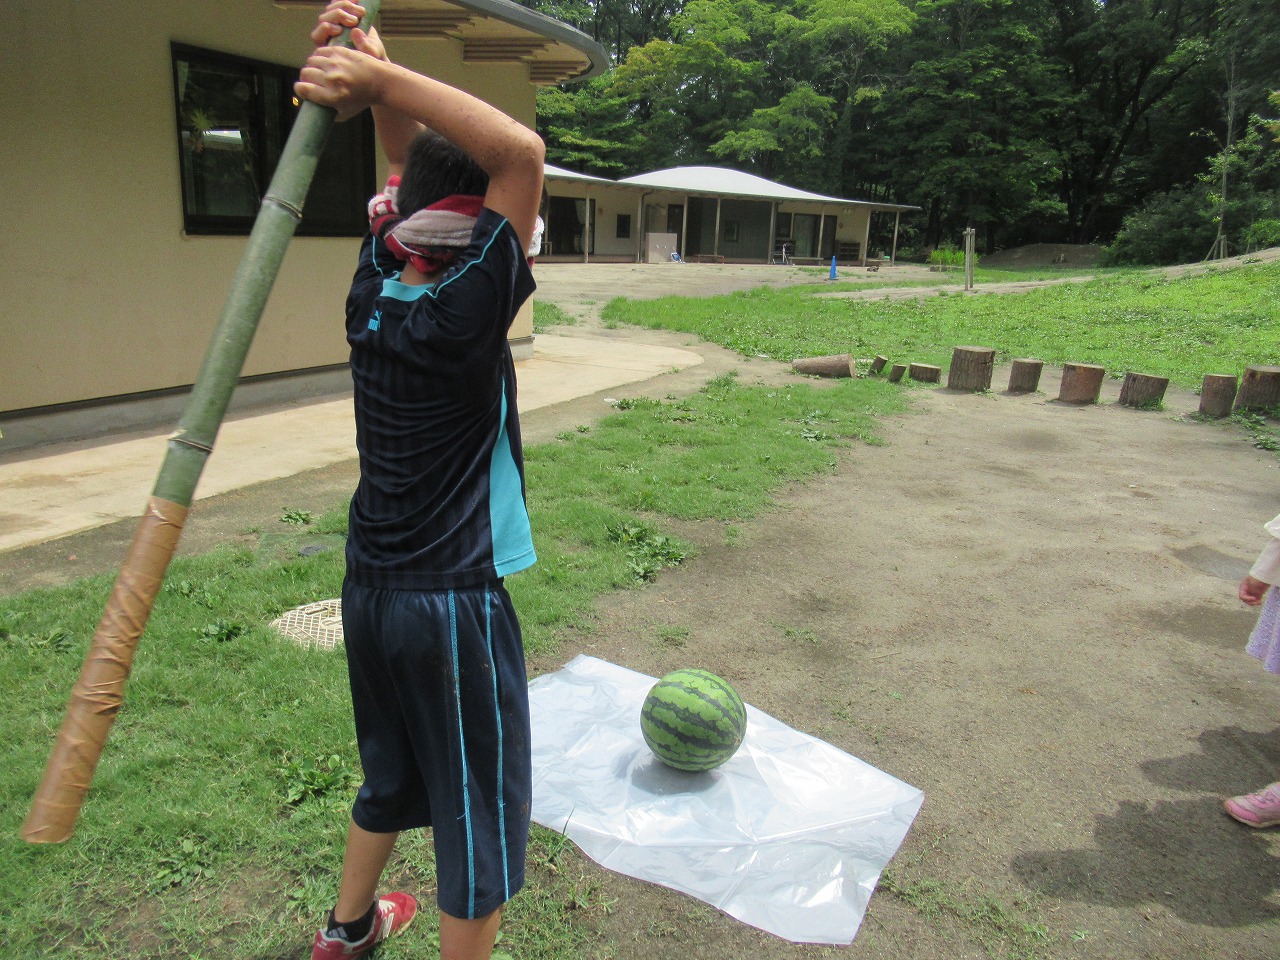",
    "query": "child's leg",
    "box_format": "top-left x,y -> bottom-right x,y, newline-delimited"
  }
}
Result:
334,818 -> 399,921
440,908 -> 503,960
